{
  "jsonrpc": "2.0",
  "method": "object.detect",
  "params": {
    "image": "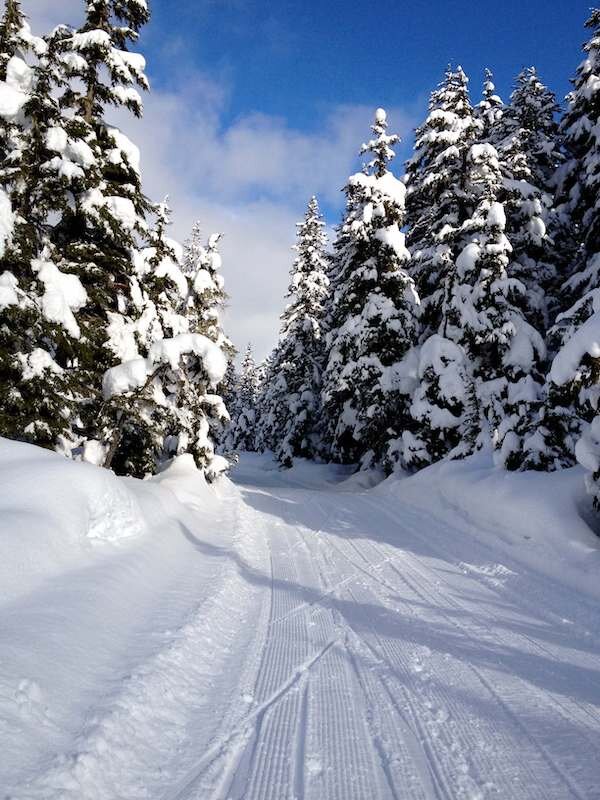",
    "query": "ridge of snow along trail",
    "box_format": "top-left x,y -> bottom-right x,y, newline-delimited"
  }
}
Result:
1,442 -> 600,798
